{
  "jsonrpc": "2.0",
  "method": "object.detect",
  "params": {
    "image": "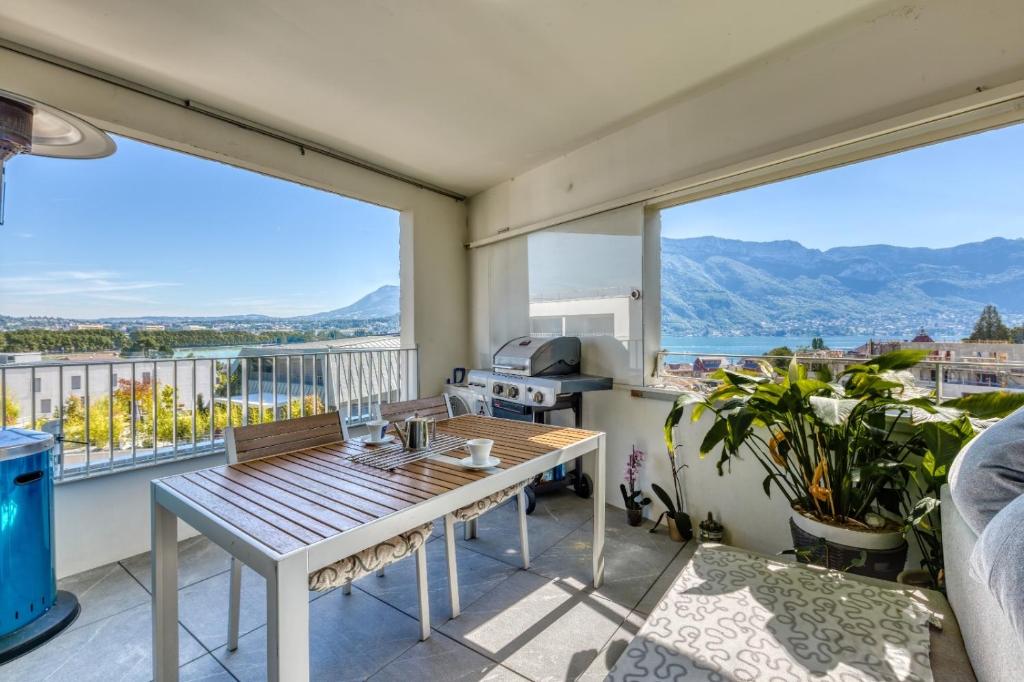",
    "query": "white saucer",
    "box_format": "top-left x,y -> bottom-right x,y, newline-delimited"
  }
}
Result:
359,434 -> 396,446
459,454 -> 501,469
